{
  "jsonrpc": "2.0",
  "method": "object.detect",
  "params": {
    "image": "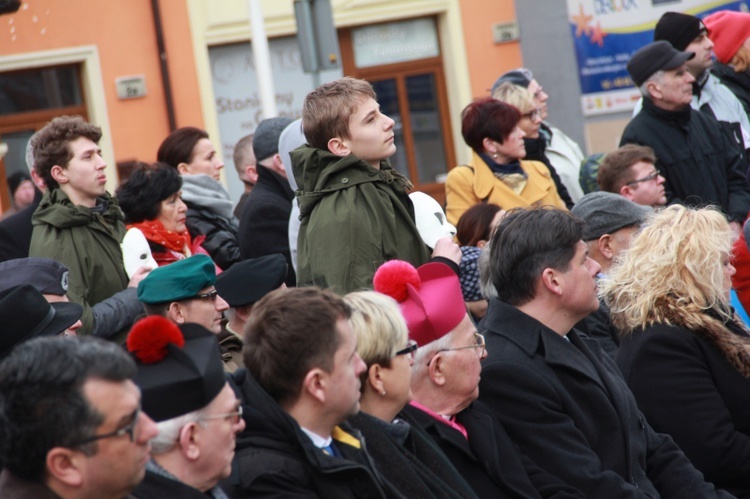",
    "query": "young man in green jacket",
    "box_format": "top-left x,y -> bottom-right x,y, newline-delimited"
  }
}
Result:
29,116 -> 149,339
291,77 -> 435,293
